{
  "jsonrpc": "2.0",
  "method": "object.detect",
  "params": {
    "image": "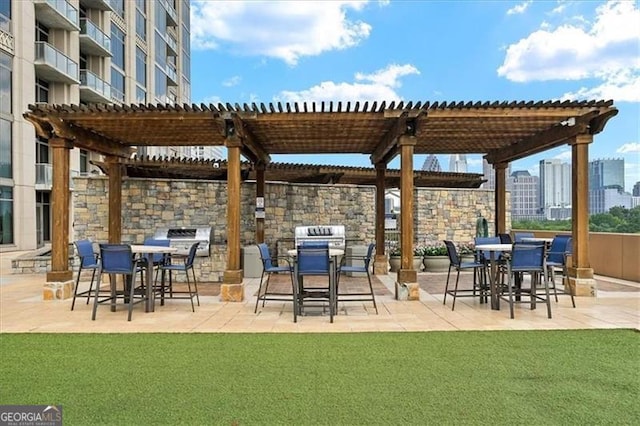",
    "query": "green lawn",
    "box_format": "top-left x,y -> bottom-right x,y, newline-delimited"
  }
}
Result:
1,330 -> 638,425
